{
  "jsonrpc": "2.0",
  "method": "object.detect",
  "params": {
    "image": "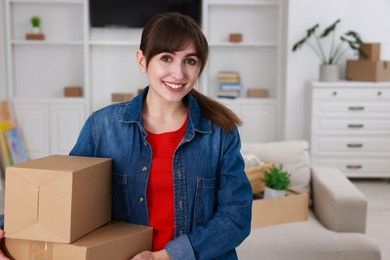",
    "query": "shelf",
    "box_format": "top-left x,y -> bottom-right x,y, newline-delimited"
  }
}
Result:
210,42 -> 278,47
89,41 -> 139,47
206,0 -> 278,6
217,97 -> 277,104
11,40 -> 84,46
12,97 -> 87,104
